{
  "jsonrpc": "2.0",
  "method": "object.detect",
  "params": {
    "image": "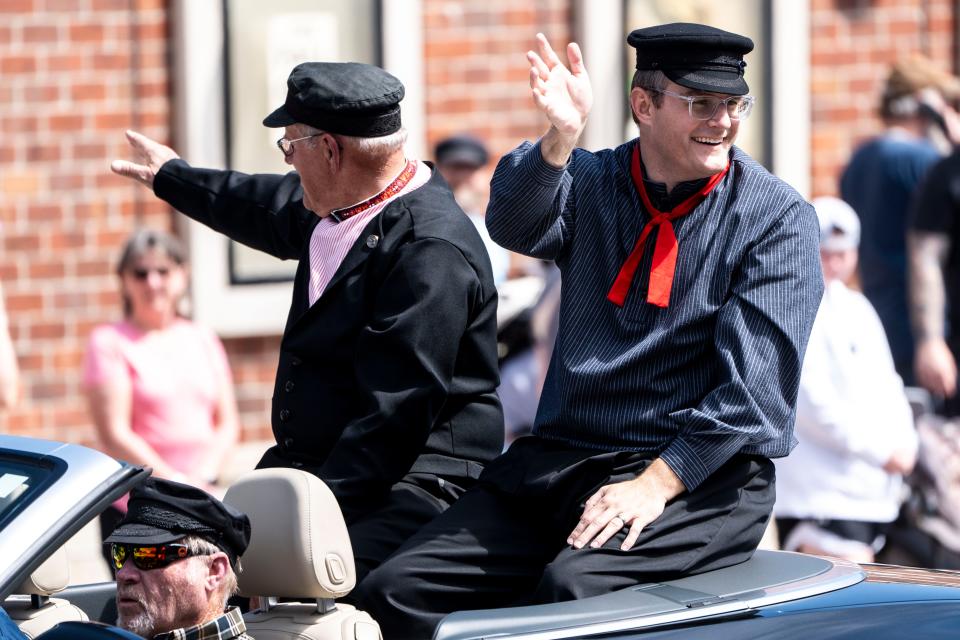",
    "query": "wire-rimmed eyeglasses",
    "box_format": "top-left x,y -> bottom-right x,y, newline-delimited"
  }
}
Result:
276,133 -> 322,157
646,88 -> 755,121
